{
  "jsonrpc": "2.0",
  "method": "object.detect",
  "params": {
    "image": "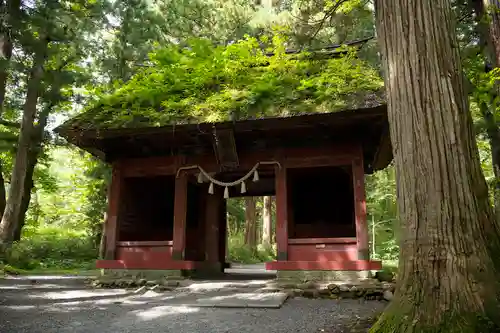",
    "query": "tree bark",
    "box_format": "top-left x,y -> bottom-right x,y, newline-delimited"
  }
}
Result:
481,102 -> 500,218
482,0 -> 500,65
0,0 -> 18,115
469,0 -> 500,220
372,0 -> 500,331
262,196 -> 272,247
12,102 -> 50,242
0,0 -> 21,219
244,197 -> 257,250
0,37 -> 48,247
483,0 -> 500,221
98,212 -> 107,259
